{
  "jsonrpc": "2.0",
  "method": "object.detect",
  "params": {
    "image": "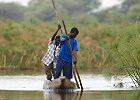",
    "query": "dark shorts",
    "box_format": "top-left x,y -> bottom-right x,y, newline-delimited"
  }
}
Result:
54,59 -> 72,79
44,63 -> 55,80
